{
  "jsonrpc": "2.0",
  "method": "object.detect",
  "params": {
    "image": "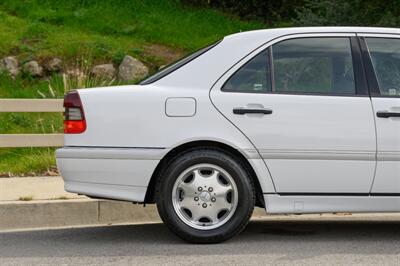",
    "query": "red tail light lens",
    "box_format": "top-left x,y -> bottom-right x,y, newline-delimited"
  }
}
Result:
64,90 -> 86,134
